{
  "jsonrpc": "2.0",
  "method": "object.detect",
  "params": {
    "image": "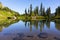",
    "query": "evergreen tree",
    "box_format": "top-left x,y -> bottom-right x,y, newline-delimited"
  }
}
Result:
25,9 -> 27,16
28,9 -> 29,14
35,6 -> 39,16
40,3 -> 43,16
46,7 -> 51,18
34,6 -> 39,16
42,8 -> 46,16
30,4 -> 32,16
55,6 -> 60,16
34,9 -> 36,16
